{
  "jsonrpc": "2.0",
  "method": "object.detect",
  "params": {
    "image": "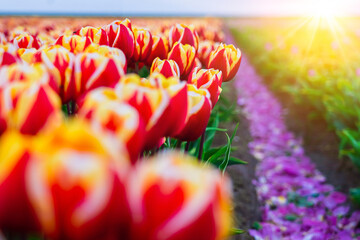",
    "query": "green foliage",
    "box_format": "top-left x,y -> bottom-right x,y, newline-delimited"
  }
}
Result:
231,19 -> 360,204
